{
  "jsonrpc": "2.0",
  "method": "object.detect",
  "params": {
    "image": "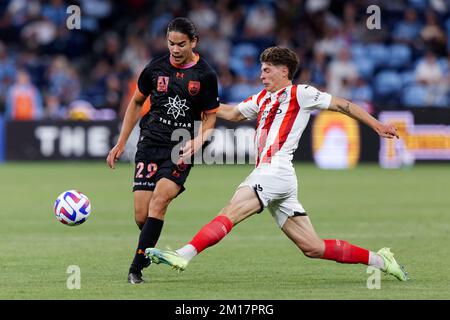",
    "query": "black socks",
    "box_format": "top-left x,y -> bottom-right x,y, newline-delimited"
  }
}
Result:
129,217 -> 164,274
